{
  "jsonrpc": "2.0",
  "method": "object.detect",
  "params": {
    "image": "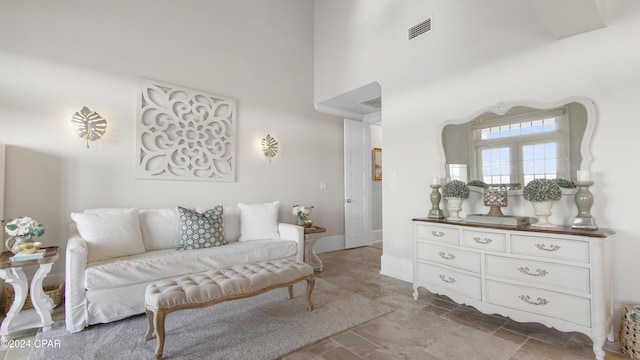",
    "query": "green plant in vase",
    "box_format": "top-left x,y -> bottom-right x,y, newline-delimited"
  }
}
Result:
467,179 -> 487,188
523,179 -> 562,227
442,180 -> 469,221
554,178 -> 577,189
